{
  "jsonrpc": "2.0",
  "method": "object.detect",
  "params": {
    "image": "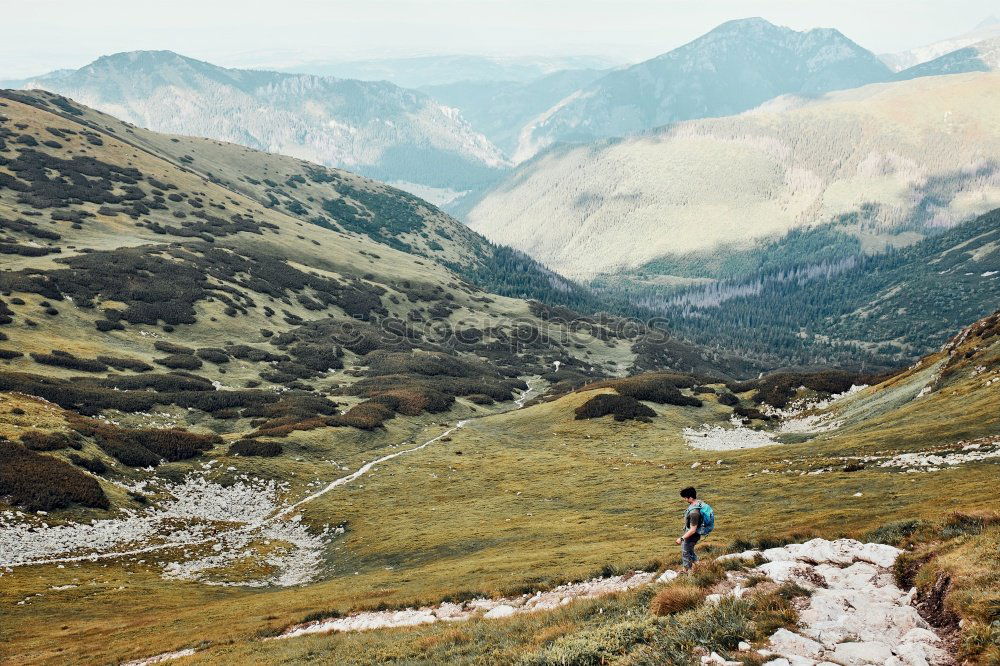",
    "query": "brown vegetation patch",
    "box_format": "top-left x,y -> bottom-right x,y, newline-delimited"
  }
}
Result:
0,440 -> 108,511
